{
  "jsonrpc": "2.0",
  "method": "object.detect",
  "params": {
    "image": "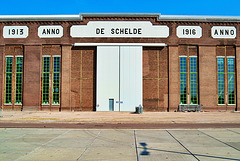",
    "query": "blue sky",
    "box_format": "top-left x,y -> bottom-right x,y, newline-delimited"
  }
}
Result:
1,0 -> 240,16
